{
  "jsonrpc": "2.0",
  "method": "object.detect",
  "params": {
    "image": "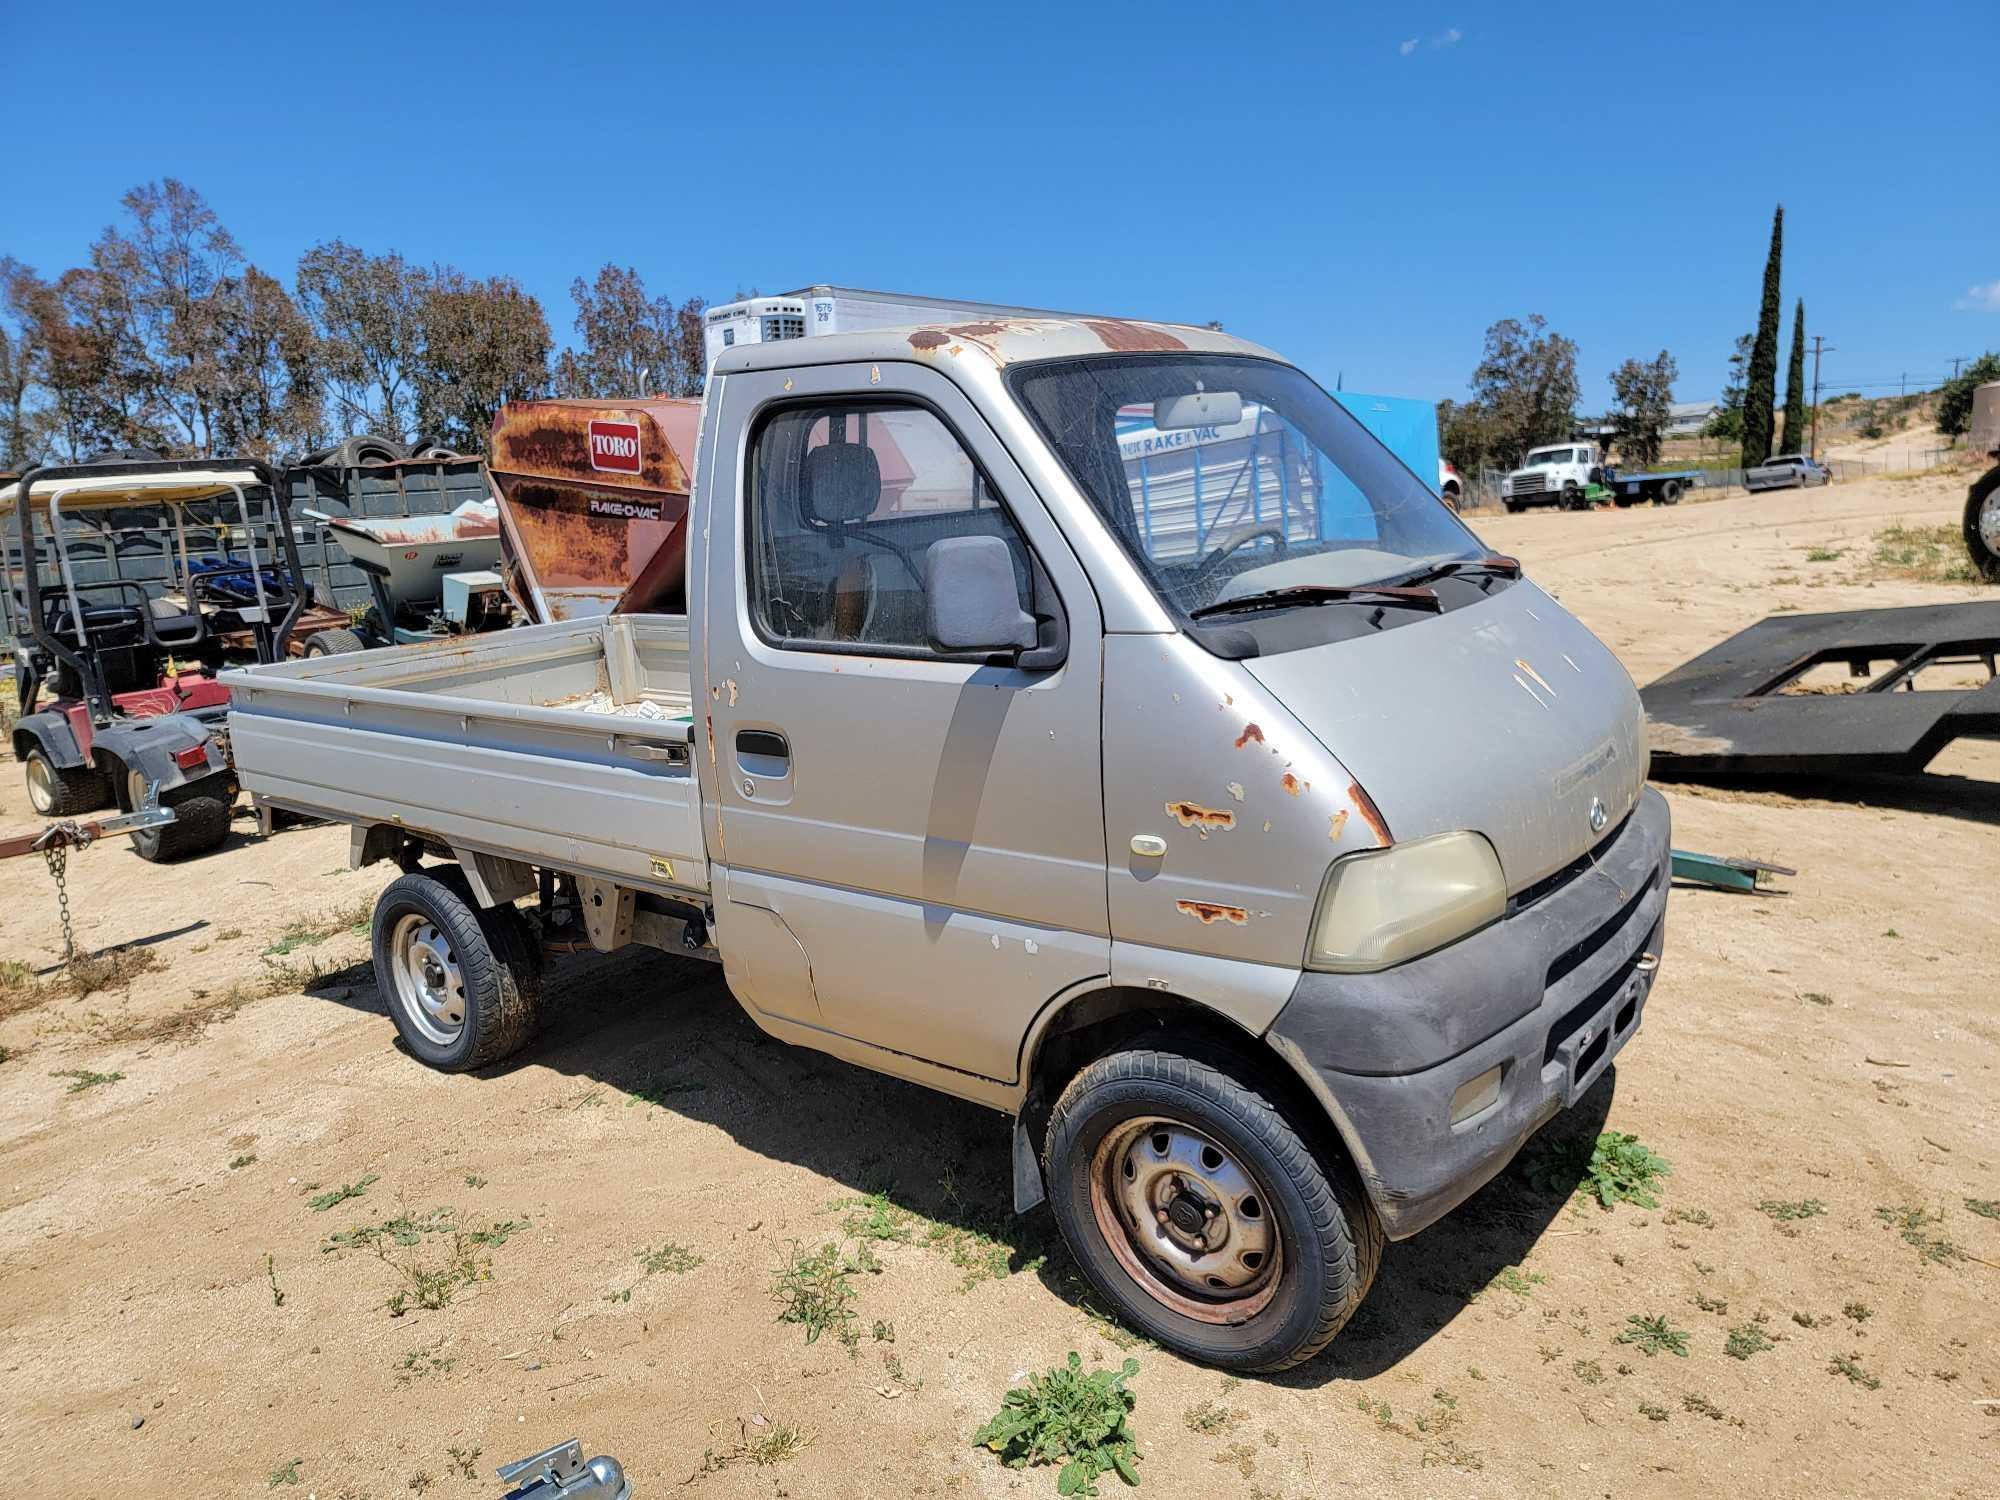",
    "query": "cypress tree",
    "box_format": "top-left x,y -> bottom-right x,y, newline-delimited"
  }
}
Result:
1742,205 -> 1784,467
1781,299 -> 1807,454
